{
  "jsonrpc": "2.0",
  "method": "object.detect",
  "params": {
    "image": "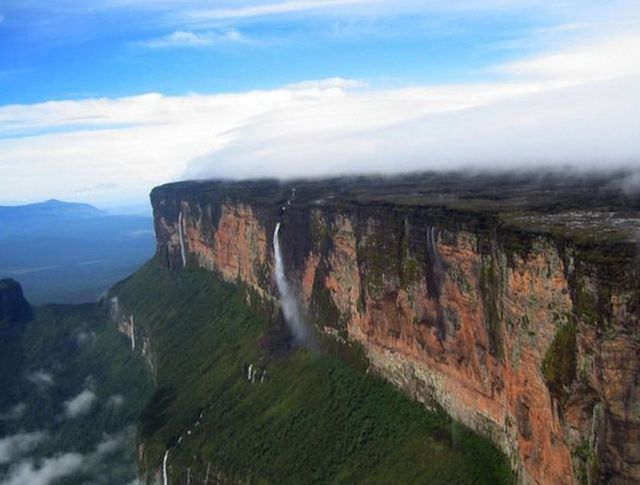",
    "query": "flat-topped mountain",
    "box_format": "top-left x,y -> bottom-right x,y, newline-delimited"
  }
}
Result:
143,171 -> 640,484
153,170 -> 640,246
